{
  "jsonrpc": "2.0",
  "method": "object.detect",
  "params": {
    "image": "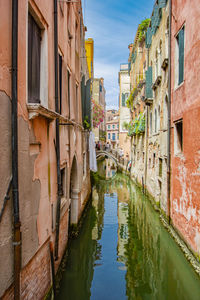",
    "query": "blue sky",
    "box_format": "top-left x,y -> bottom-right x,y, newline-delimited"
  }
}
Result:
83,0 -> 155,110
